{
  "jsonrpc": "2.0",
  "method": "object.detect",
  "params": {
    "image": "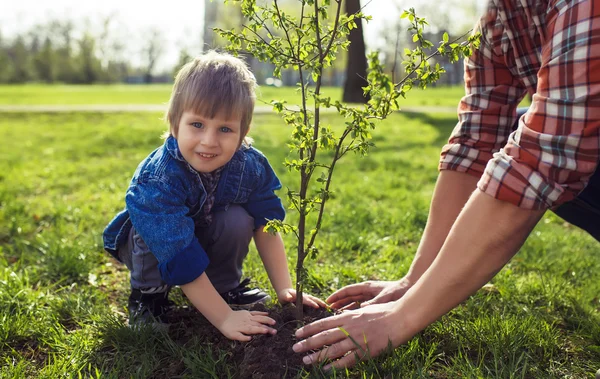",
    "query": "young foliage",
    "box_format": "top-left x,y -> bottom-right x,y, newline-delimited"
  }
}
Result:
216,0 -> 480,319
